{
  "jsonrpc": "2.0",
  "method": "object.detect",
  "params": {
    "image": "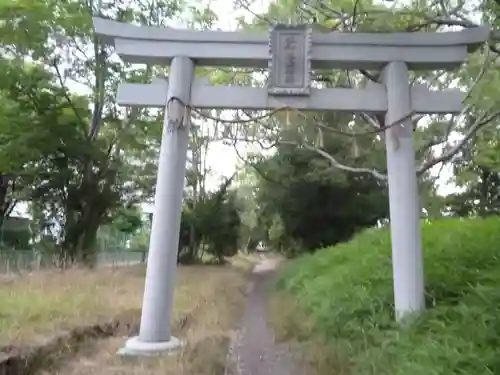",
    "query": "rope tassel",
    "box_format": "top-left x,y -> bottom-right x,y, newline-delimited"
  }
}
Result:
315,128 -> 324,148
